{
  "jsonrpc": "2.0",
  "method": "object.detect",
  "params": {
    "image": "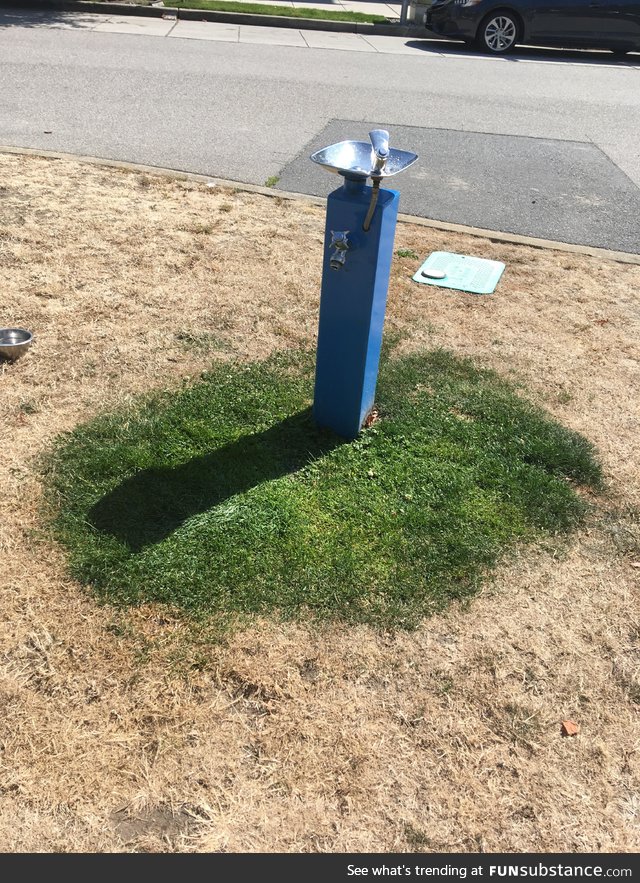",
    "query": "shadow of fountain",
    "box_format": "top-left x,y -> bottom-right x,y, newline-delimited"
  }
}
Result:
89,408 -> 345,551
